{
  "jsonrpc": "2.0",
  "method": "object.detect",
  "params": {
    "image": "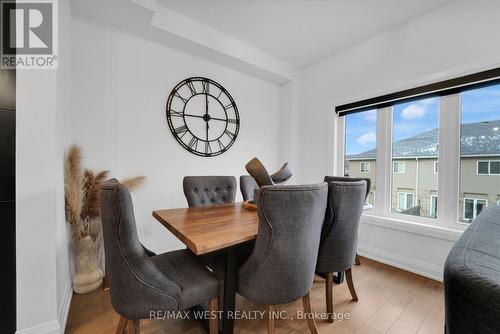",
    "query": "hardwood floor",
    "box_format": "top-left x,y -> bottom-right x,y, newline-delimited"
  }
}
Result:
65,257 -> 444,334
